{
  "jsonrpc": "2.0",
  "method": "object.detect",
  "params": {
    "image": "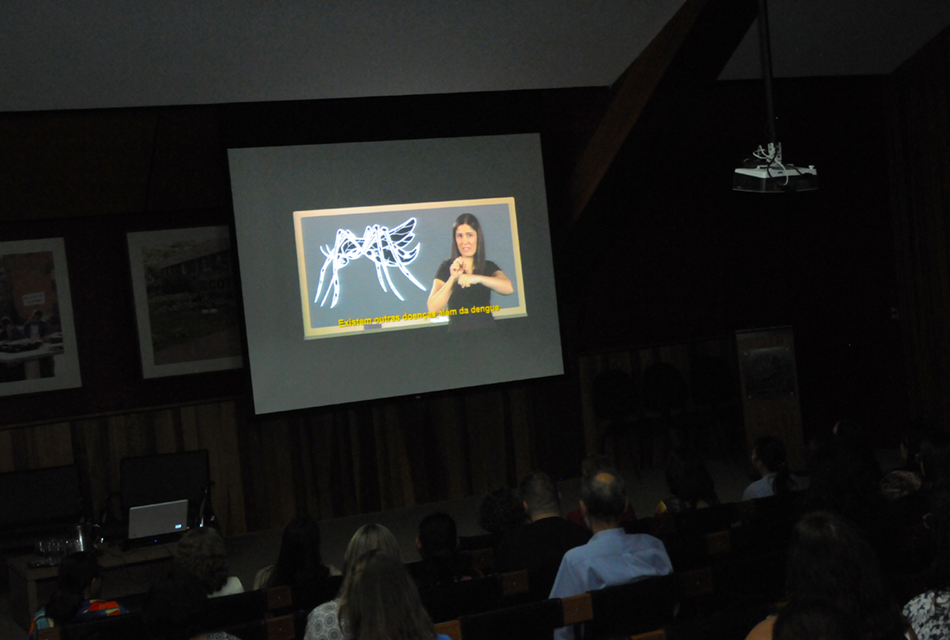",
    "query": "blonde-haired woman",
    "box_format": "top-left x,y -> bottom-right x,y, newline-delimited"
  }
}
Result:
305,523 -> 402,640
